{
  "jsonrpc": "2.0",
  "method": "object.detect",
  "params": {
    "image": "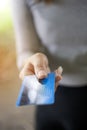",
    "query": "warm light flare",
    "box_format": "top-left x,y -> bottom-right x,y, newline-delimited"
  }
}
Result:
0,0 -> 8,12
